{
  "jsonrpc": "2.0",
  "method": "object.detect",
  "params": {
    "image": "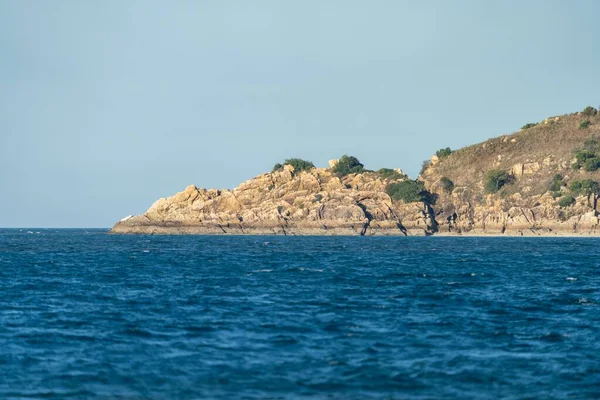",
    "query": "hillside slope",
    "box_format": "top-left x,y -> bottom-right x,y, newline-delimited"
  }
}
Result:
421,109 -> 600,234
112,107 -> 600,236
